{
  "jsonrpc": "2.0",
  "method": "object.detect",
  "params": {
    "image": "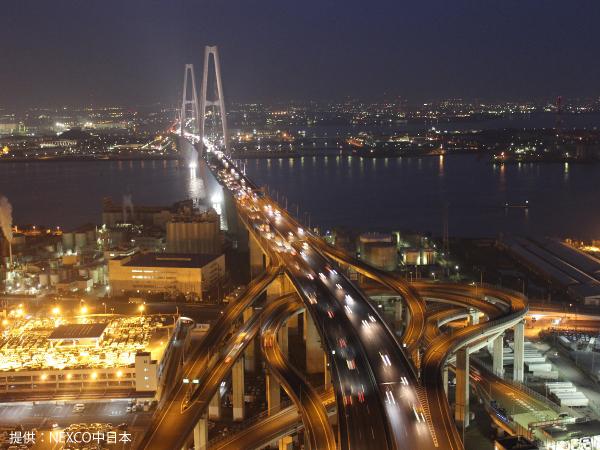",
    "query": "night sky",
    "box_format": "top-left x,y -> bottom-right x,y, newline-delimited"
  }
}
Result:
2,0 -> 600,108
